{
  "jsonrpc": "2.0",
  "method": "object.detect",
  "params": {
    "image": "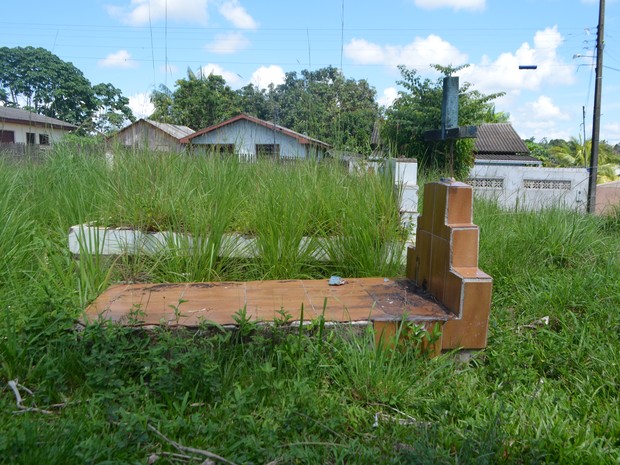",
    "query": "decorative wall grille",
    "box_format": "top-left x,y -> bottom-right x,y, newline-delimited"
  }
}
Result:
468,177 -> 504,189
523,179 -> 571,190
